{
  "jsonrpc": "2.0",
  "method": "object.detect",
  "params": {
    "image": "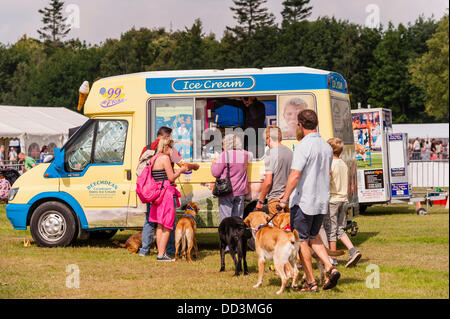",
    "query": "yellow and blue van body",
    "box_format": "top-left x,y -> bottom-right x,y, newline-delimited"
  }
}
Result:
6,67 -> 358,247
